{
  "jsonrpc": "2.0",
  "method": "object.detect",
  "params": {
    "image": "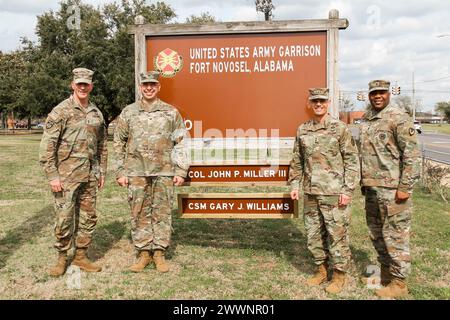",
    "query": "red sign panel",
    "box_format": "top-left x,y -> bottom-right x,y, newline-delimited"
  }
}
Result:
146,32 -> 327,137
